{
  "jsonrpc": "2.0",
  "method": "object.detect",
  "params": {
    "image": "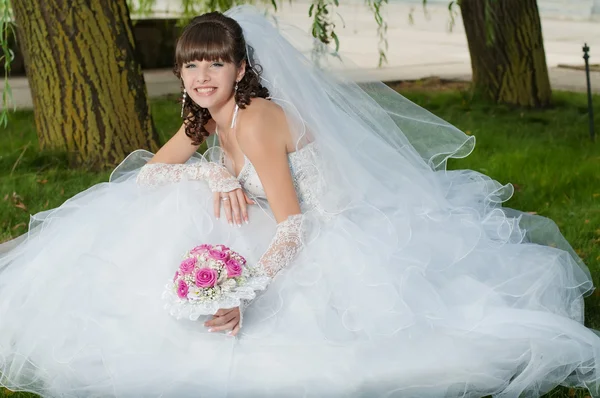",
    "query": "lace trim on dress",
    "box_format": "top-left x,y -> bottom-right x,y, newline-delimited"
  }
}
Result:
136,162 -> 241,193
256,214 -> 304,278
